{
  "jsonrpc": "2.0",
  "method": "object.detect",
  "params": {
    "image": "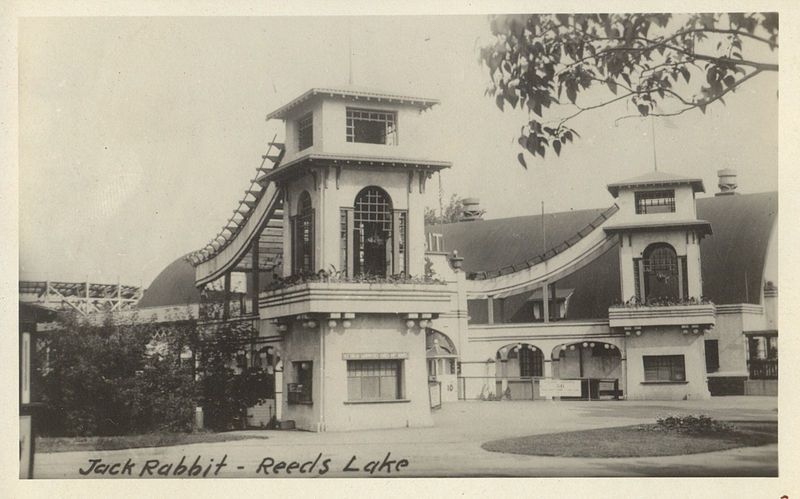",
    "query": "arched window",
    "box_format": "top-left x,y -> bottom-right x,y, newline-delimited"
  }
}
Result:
353,187 -> 394,276
292,191 -> 314,274
518,346 -> 543,377
642,243 -> 680,301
